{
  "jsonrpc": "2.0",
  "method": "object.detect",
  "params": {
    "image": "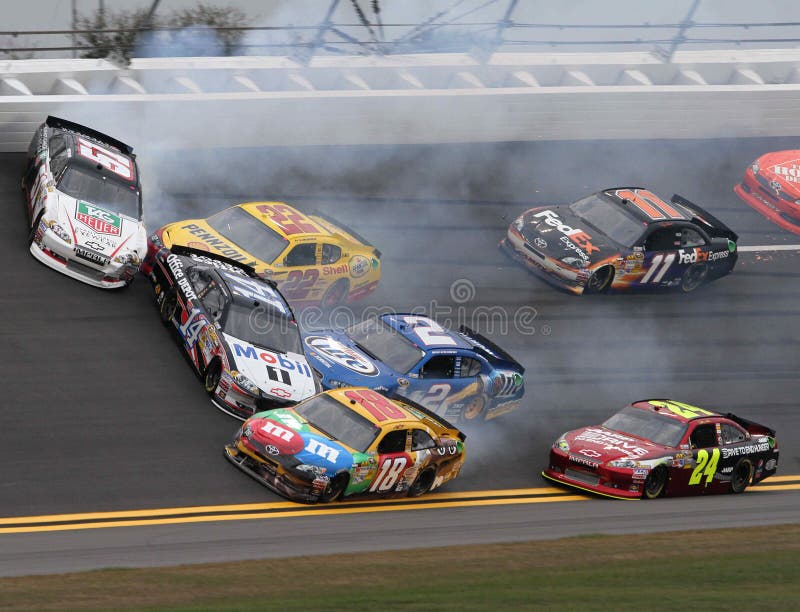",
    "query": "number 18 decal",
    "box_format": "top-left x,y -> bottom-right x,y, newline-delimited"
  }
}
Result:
370,456 -> 408,492
641,253 -> 676,284
689,448 -> 720,486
